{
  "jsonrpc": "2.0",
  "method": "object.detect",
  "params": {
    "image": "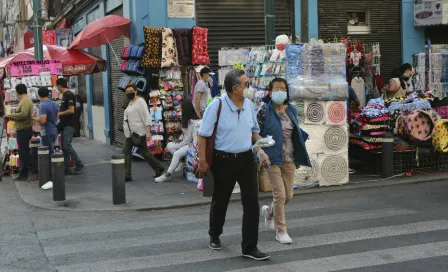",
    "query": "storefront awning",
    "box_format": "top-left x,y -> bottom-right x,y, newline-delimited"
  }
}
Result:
414,0 -> 448,26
